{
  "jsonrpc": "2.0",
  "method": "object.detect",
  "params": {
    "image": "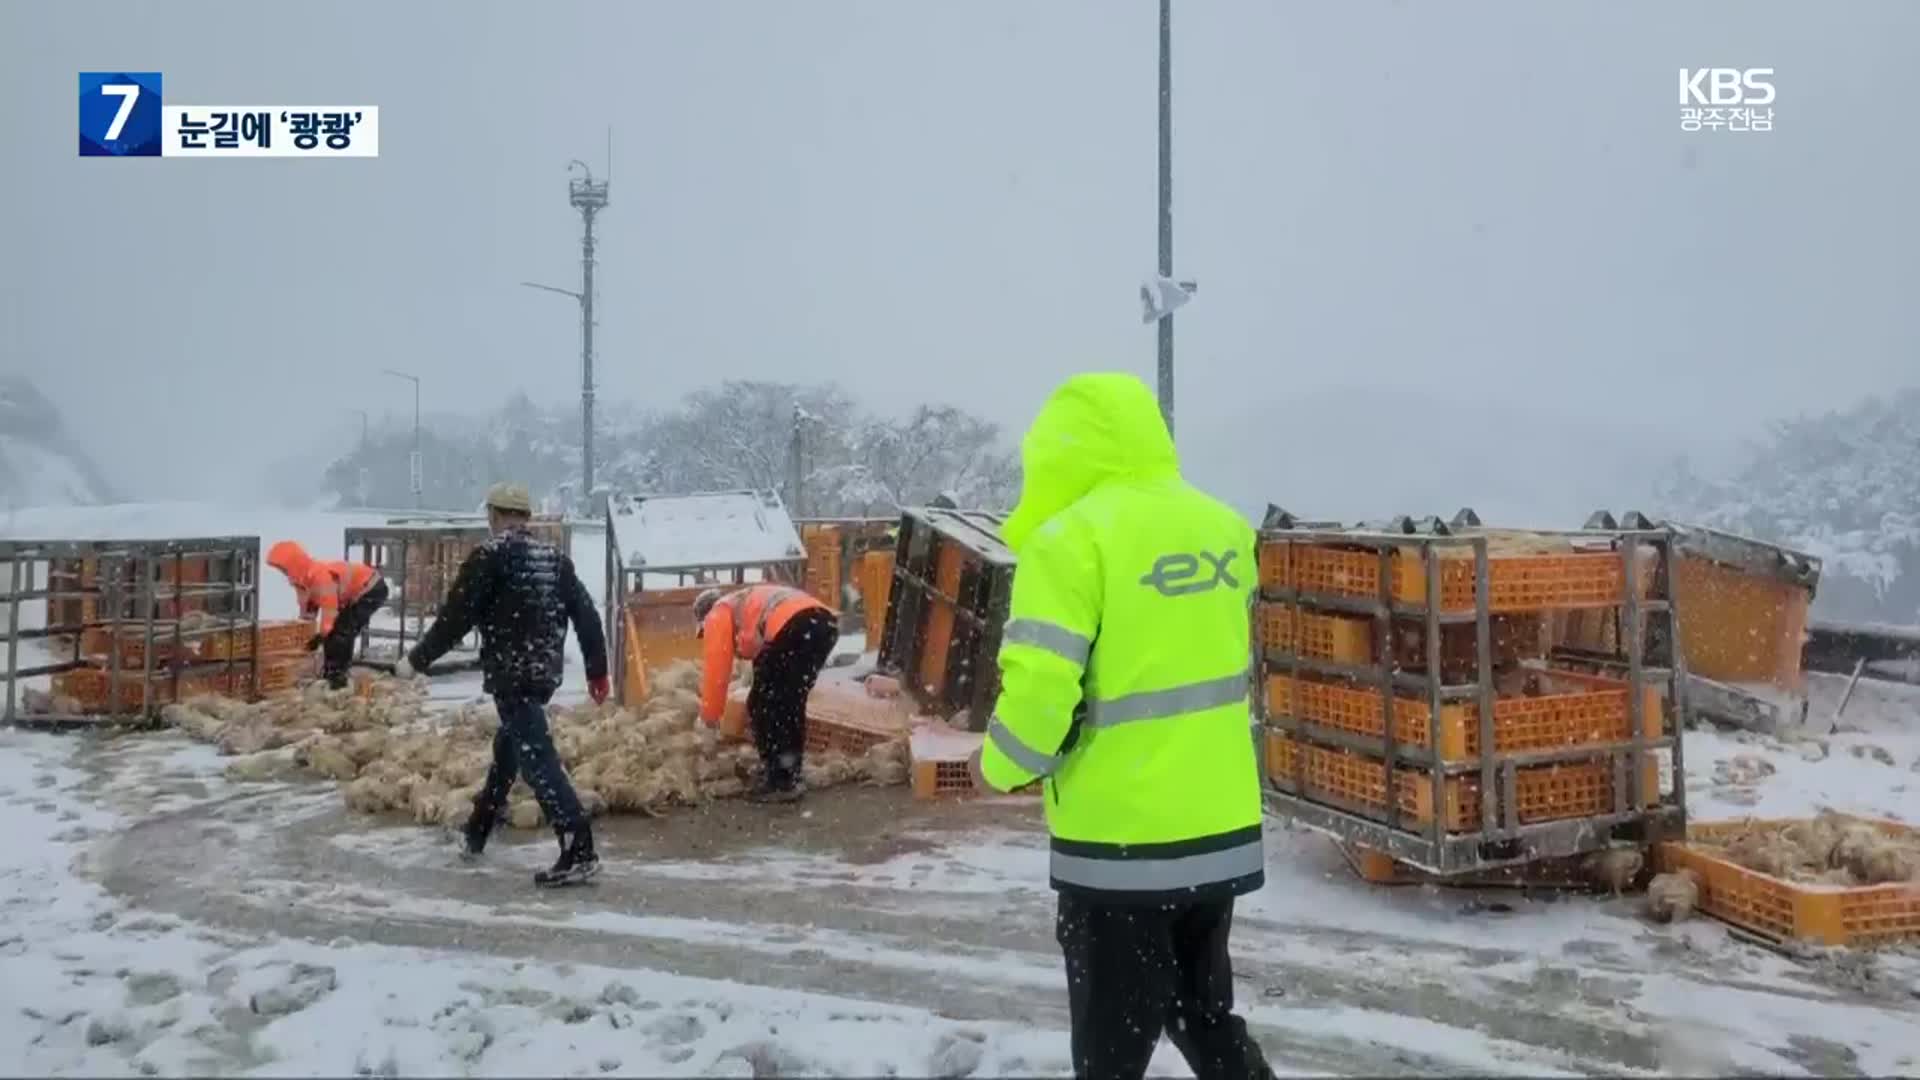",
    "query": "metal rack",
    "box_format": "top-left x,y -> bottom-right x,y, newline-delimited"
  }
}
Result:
874,508 -> 1014,729
602,492 -> 810,704
794,516 -> 896,631
1,536 -> 262,727
342,525 -> 486,673
1257,510 -> 1688,874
